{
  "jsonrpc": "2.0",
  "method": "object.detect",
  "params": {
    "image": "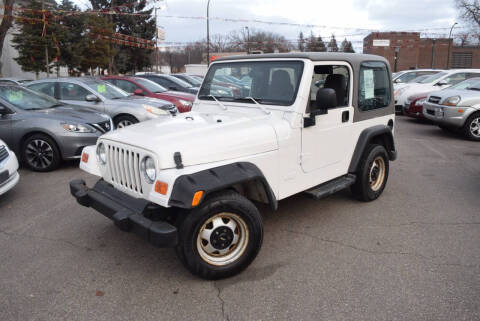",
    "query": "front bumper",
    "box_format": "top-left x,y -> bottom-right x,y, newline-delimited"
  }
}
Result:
423,102 -> 472,127
70,179 -> 178,247
56,132 -> 103,160
0,150 -> 20,196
